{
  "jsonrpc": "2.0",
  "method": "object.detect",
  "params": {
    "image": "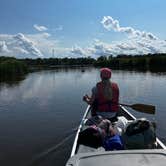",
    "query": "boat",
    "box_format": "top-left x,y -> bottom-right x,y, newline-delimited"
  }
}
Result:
66,105 -> 166,166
